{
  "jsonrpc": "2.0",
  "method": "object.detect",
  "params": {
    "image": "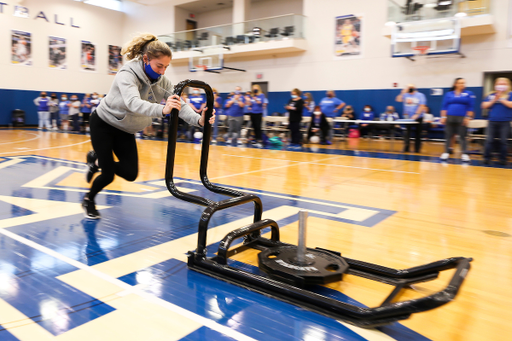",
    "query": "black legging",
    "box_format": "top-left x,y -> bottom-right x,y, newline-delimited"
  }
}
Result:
250,113 -> 263,140
88,112 -> 138,201
289,121 -> 302,144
